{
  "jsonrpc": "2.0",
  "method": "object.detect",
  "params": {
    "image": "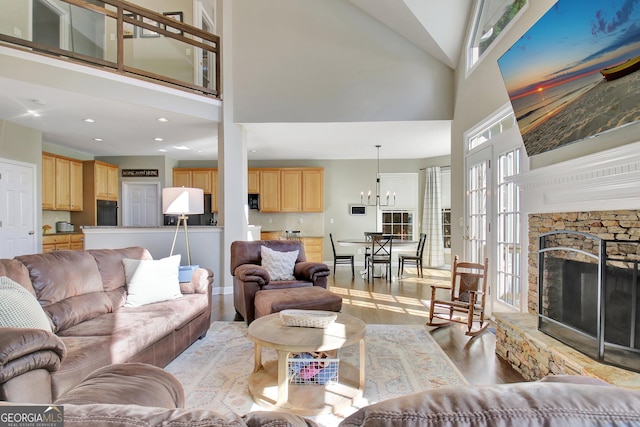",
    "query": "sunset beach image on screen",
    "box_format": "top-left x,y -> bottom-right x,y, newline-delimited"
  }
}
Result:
497,0 -> 640,157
